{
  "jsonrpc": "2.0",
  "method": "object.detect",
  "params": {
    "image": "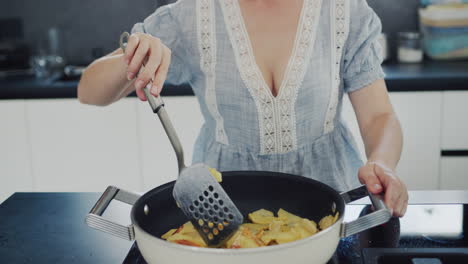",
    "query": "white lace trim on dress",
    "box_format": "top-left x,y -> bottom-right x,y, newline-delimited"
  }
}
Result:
324,0 -> 350,133
197,0 -> 229,145
220,0 -> 322,154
